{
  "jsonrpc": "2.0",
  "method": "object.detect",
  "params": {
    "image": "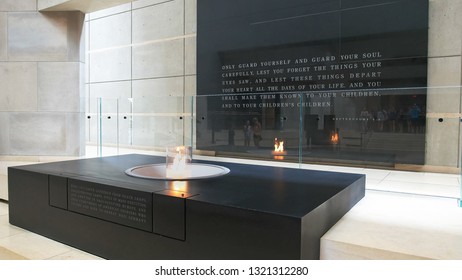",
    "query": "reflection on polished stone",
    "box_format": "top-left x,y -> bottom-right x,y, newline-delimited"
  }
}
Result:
125,163 -> 230,180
